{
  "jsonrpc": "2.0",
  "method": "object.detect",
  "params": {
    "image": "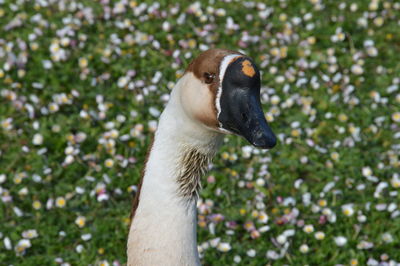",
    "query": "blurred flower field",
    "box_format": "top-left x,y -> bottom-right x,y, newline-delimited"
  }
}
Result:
1,0 -> 400,265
